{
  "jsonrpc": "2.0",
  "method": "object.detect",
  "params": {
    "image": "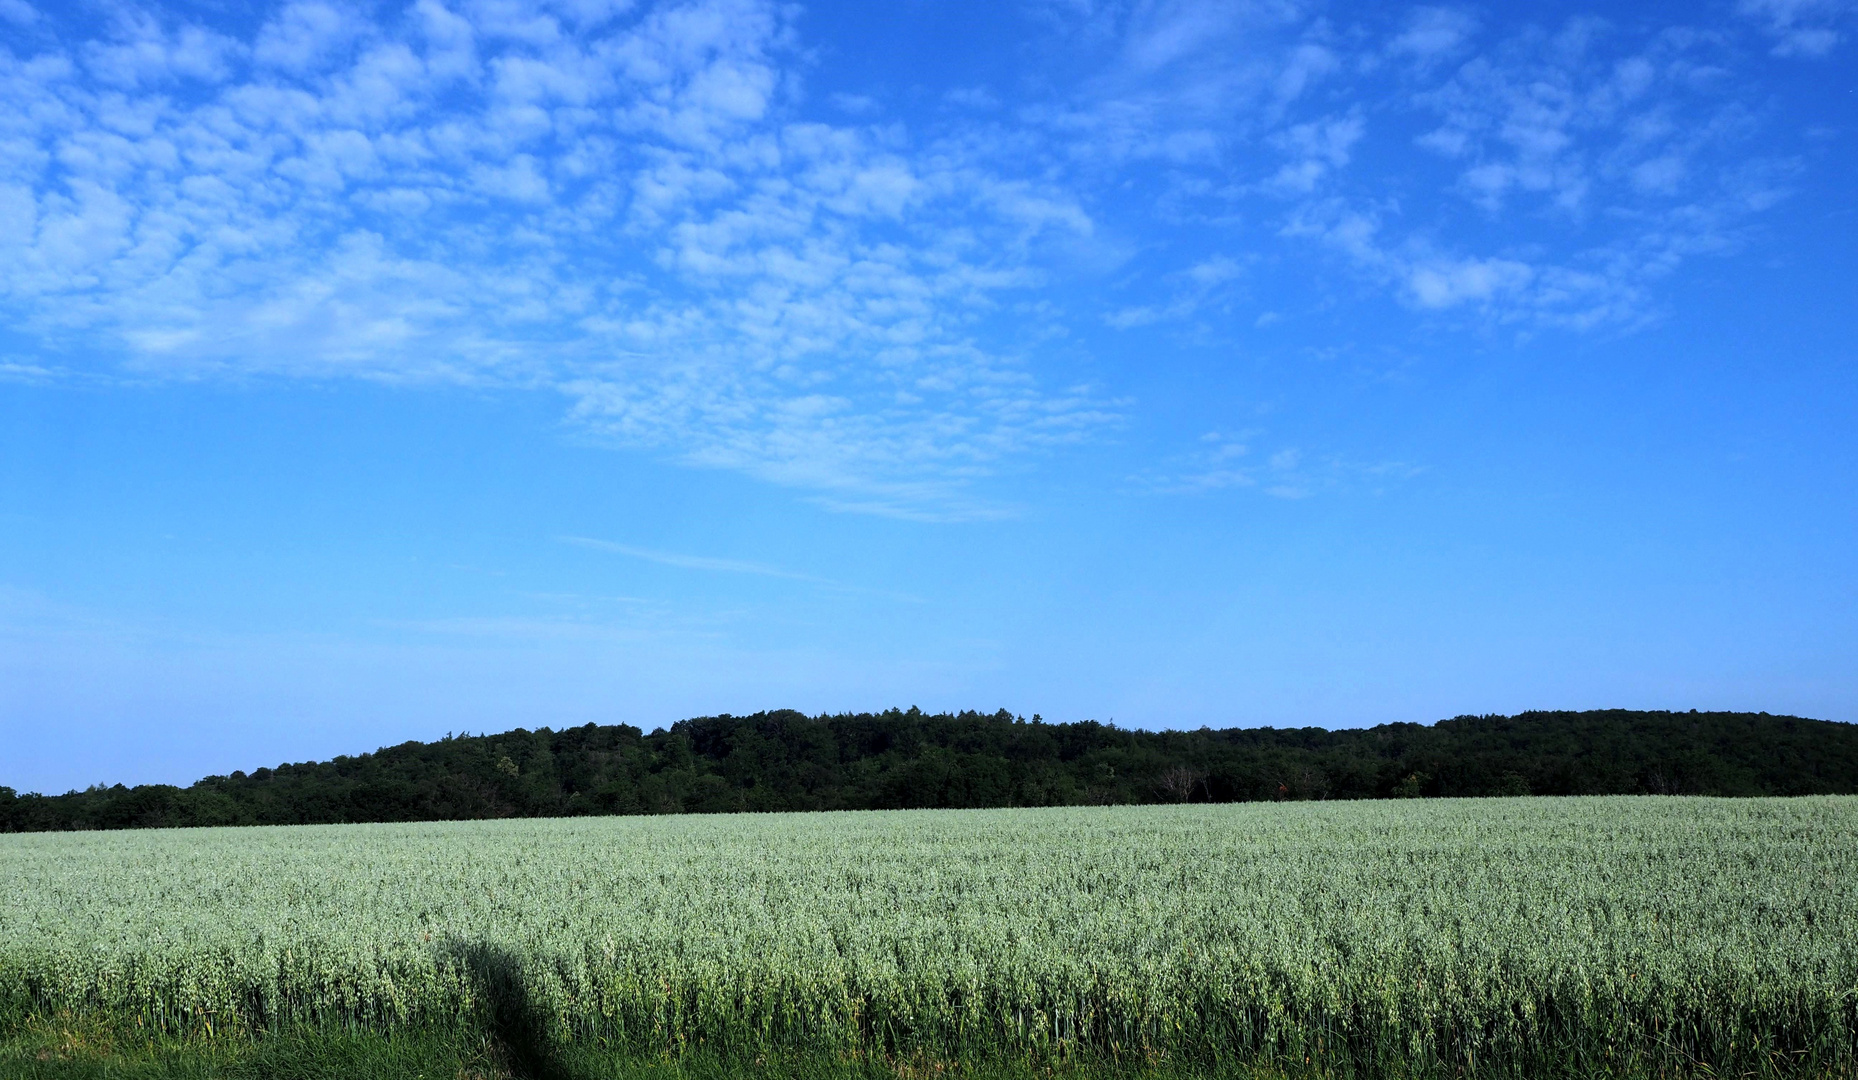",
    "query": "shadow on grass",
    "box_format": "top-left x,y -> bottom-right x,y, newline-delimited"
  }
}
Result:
449,940 -> 575,1080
